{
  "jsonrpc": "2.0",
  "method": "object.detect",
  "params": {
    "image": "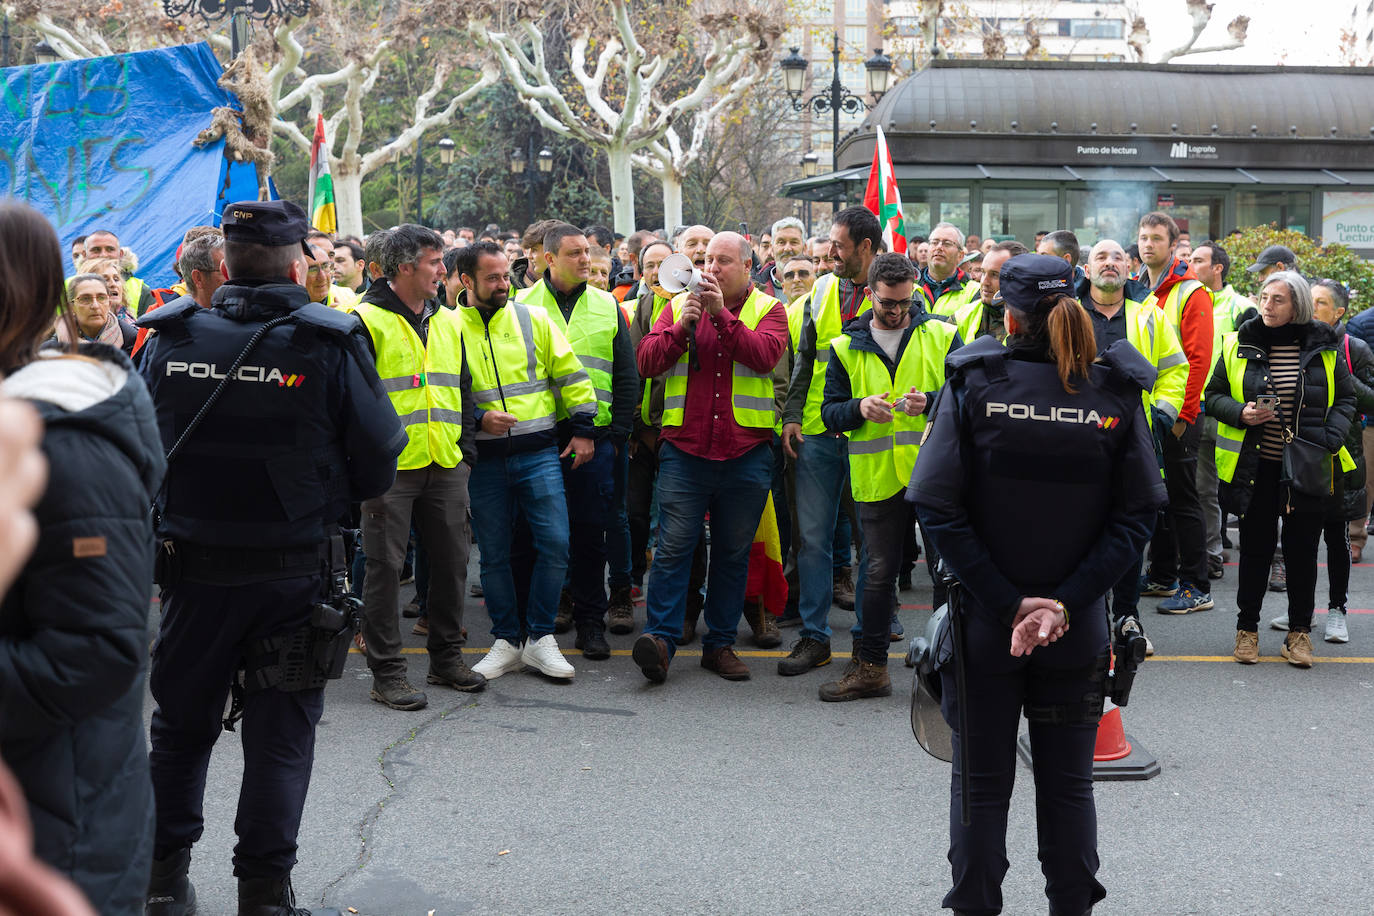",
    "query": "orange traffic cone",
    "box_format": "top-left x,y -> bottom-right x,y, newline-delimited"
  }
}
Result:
1016,698 -> 1161,781
1088,698 -> 1159,780
1094,702 -> 1132,761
